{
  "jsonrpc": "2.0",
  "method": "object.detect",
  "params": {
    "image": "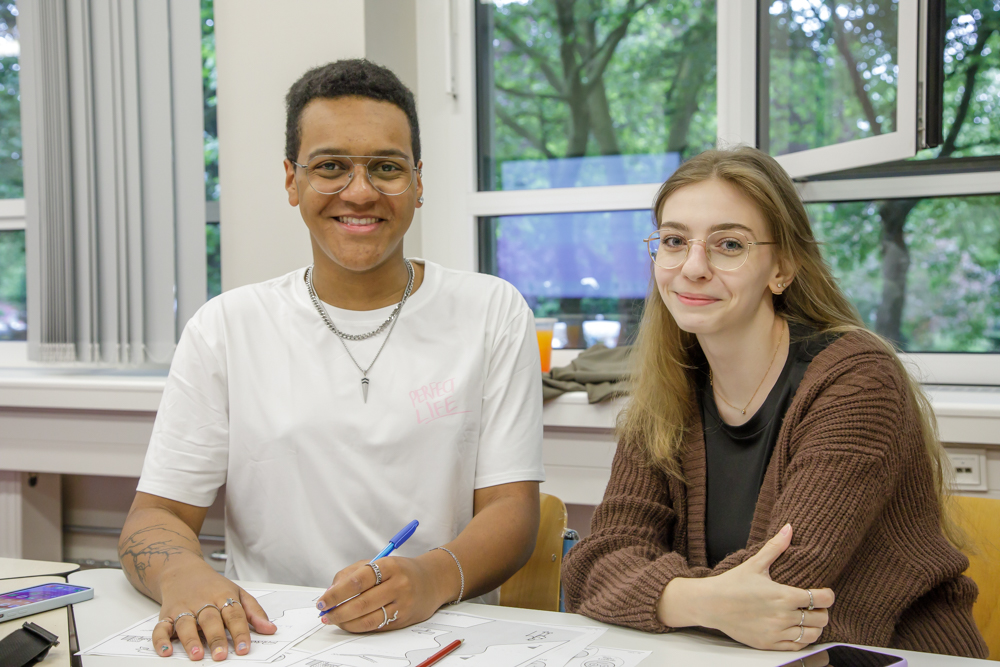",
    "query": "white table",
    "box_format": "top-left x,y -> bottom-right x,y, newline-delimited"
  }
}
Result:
66,568 -> 991,667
